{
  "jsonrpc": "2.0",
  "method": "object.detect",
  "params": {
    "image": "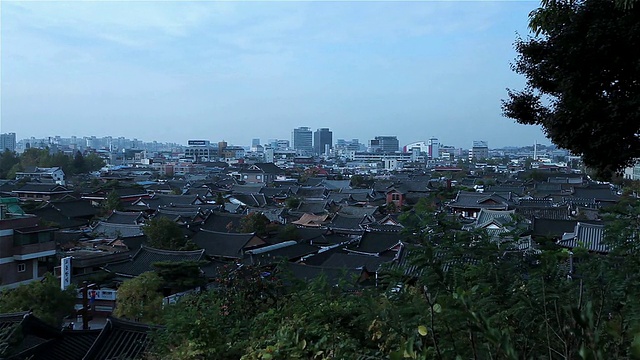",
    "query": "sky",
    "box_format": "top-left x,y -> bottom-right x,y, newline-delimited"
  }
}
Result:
0,0 -> 548,149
